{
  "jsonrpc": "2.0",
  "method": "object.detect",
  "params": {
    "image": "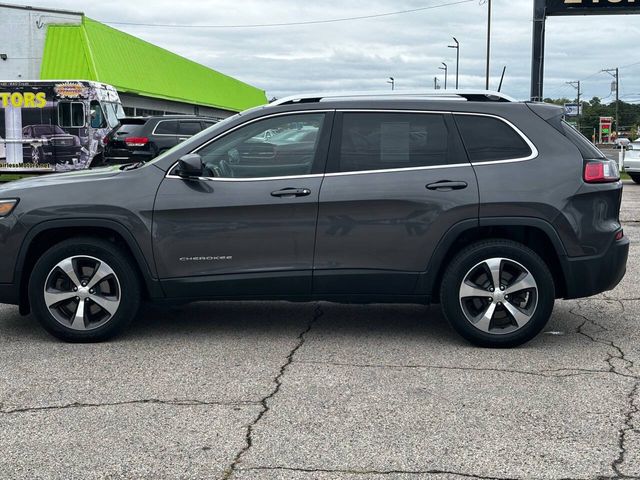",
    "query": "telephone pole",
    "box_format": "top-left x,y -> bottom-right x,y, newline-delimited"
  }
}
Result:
603,68 -> 620,137
566,80 -> 581,130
